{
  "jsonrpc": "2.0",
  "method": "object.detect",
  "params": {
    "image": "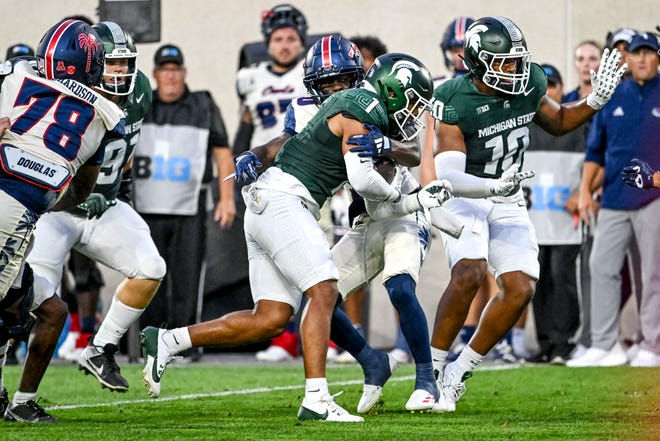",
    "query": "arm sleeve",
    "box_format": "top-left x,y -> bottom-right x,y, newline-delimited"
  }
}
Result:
344,150 -> 400,203
365,192 -> 421,220
434,150 -> 497,198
